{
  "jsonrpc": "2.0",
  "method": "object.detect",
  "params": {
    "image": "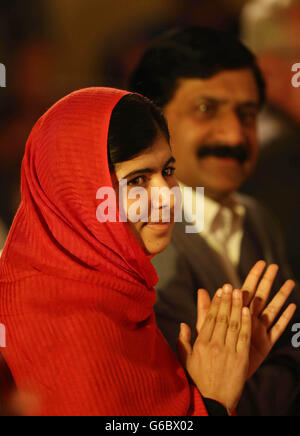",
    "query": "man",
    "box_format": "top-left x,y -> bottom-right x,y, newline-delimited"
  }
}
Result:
129,26 -> 300,416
